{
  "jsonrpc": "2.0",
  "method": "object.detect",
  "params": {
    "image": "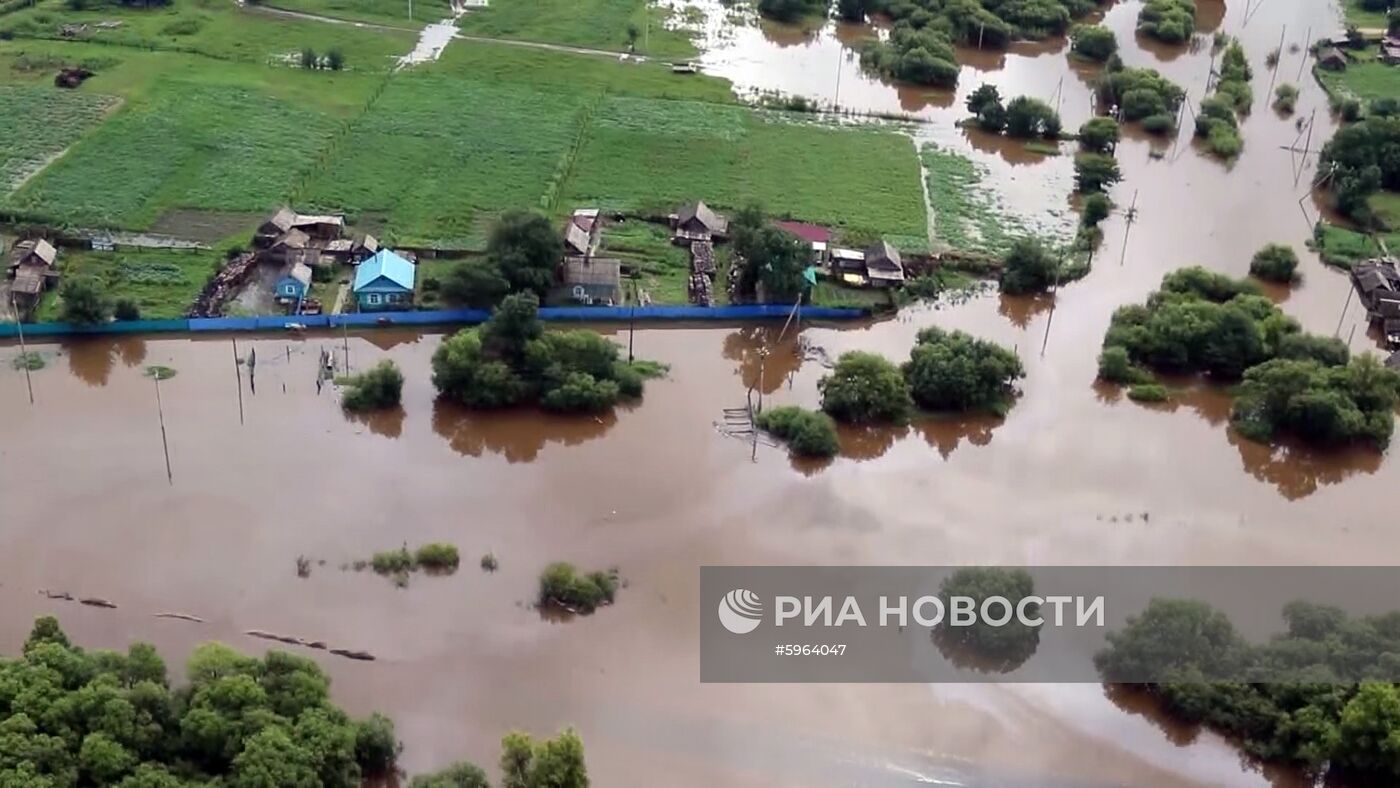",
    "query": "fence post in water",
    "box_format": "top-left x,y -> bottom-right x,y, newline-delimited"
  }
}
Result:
232,338 -> 244,425
342,323 -> 350,375
11,293 -> 34,406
